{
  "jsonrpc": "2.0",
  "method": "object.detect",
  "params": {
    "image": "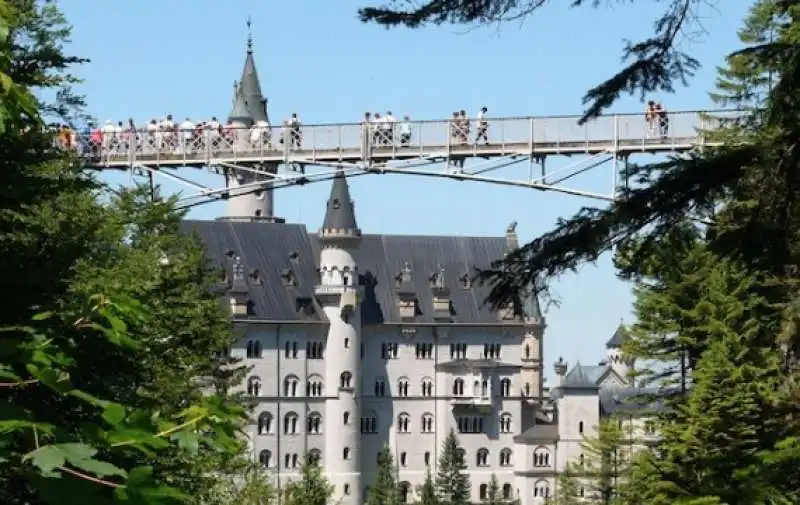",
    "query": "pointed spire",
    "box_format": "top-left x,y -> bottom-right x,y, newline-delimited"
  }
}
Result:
237,17 -> 268,123
321,171 -> 360,238
605,323 -> 629,348
228,81 -> 253,125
